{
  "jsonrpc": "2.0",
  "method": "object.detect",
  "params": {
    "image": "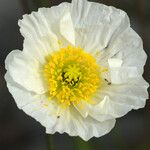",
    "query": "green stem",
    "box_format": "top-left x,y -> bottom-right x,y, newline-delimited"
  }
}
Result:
74,137 -> 91,150
47,134 -> 54,150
